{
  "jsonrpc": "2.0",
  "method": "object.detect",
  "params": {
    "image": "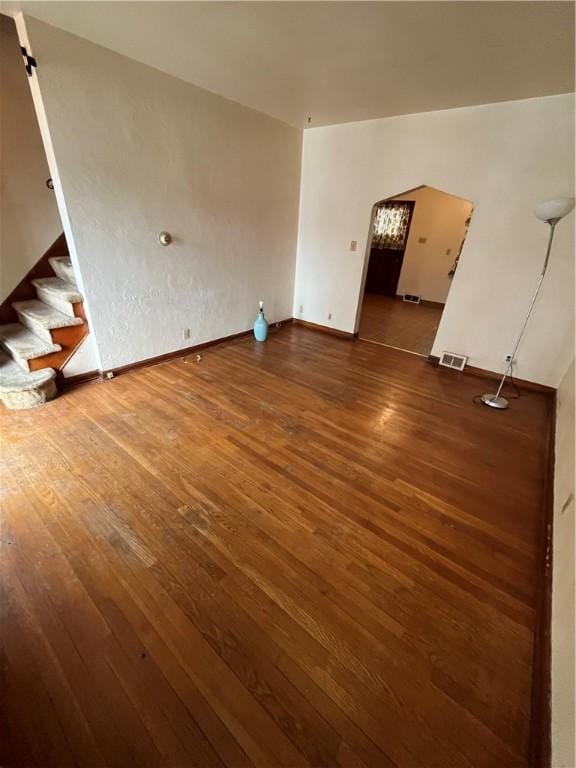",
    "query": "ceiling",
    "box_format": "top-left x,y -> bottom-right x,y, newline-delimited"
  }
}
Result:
2,1 -> 574,127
